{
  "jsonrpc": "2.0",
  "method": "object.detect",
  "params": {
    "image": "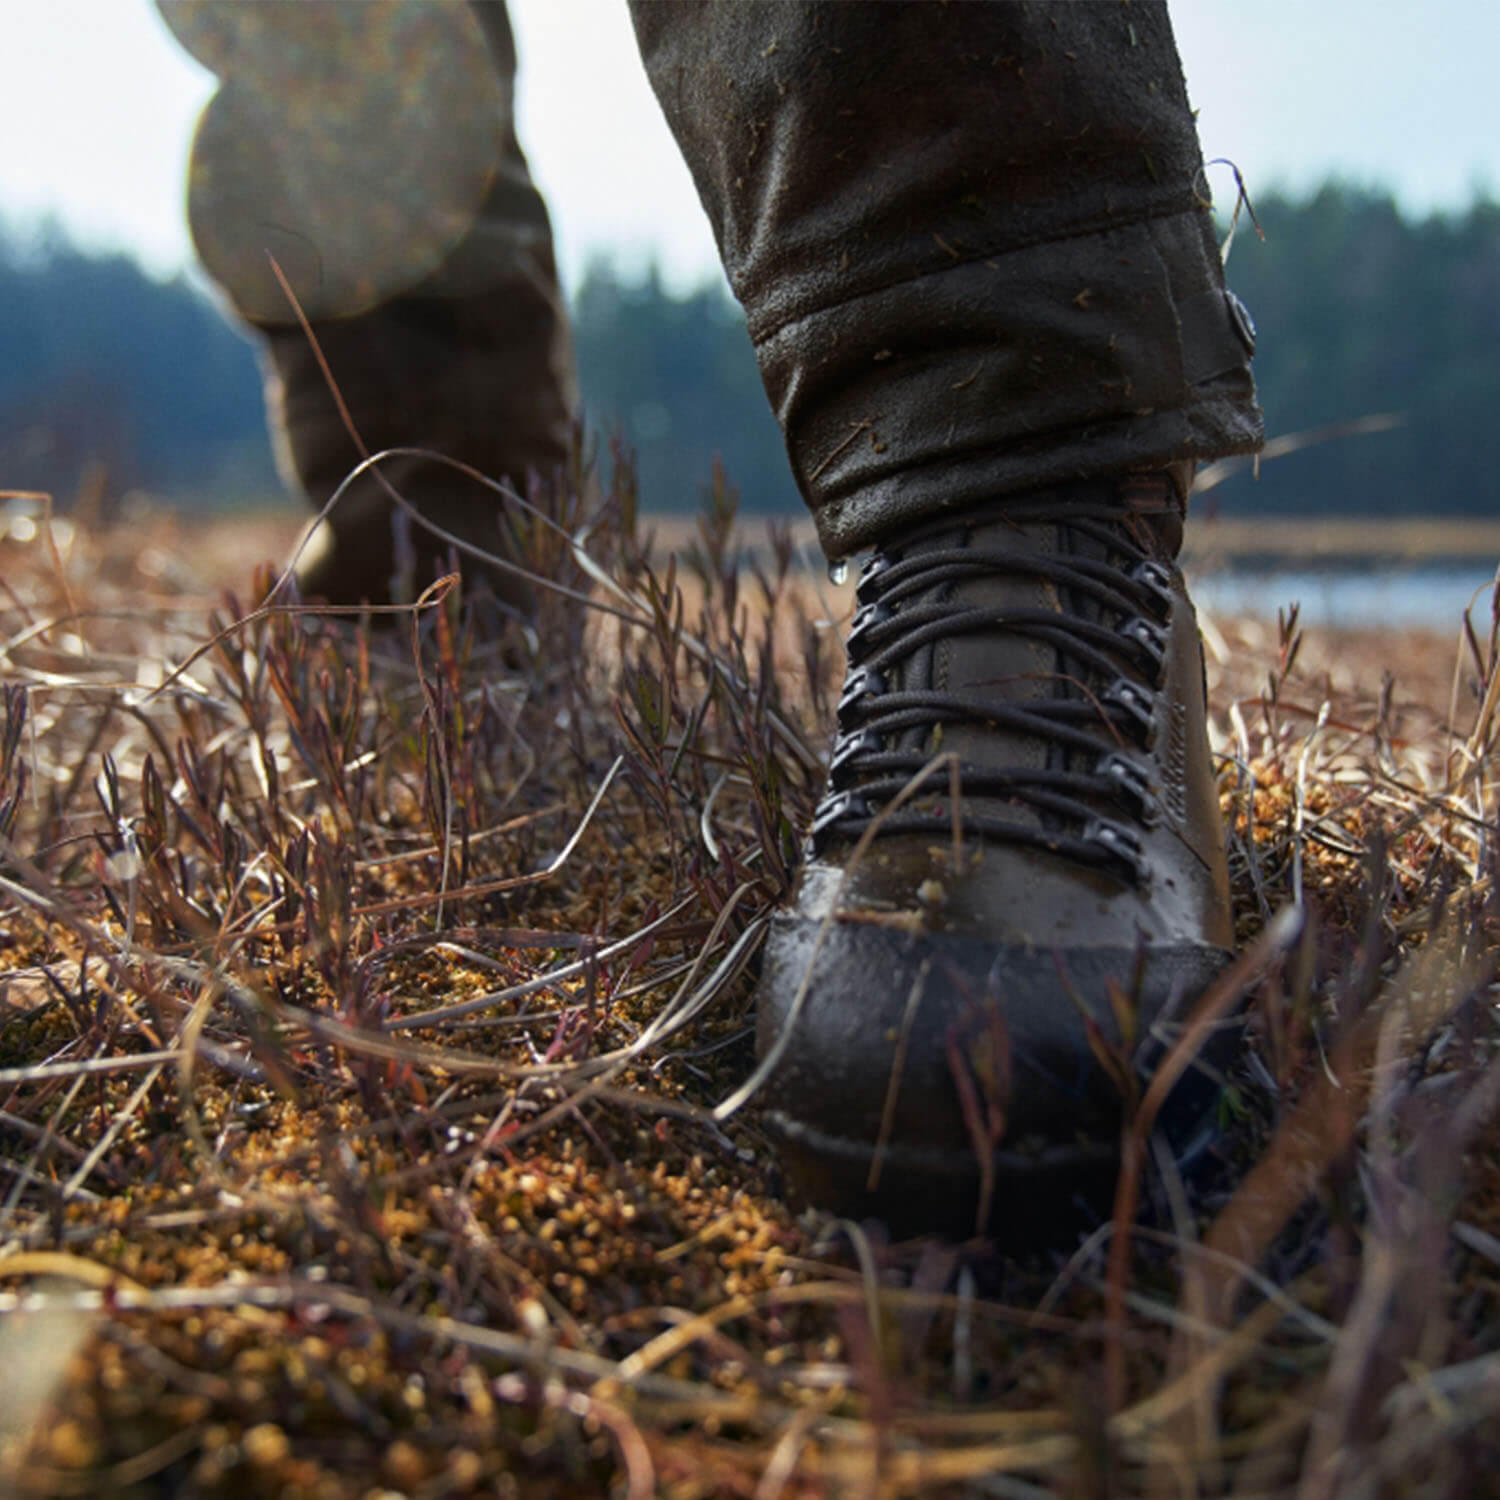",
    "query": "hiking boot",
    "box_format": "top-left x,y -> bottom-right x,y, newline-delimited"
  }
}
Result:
755,469 -> 1235,1240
